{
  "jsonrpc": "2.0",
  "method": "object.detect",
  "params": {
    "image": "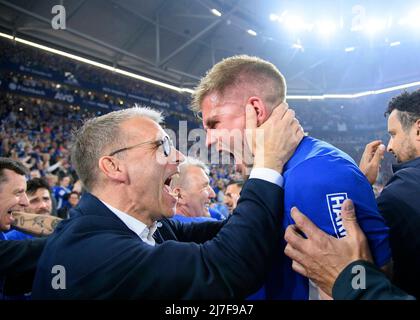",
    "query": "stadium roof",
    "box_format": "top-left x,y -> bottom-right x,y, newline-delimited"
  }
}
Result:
1,0 -> 420,95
